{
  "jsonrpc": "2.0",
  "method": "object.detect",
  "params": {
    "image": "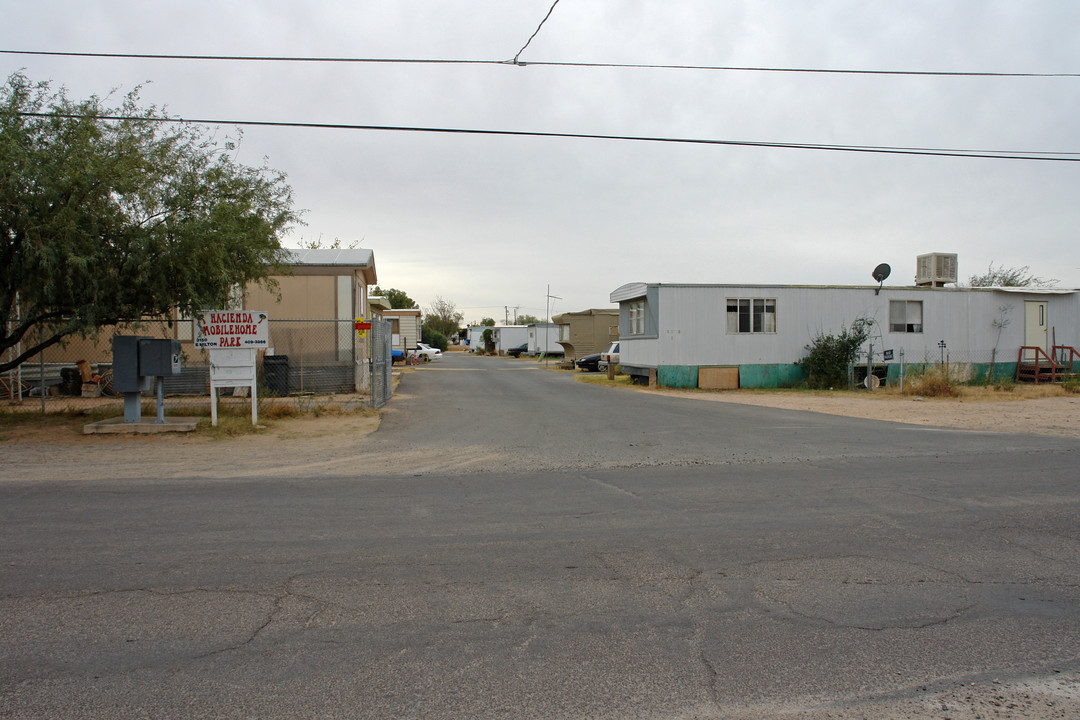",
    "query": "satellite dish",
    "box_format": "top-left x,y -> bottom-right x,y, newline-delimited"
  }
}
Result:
872,263 -> 891,295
